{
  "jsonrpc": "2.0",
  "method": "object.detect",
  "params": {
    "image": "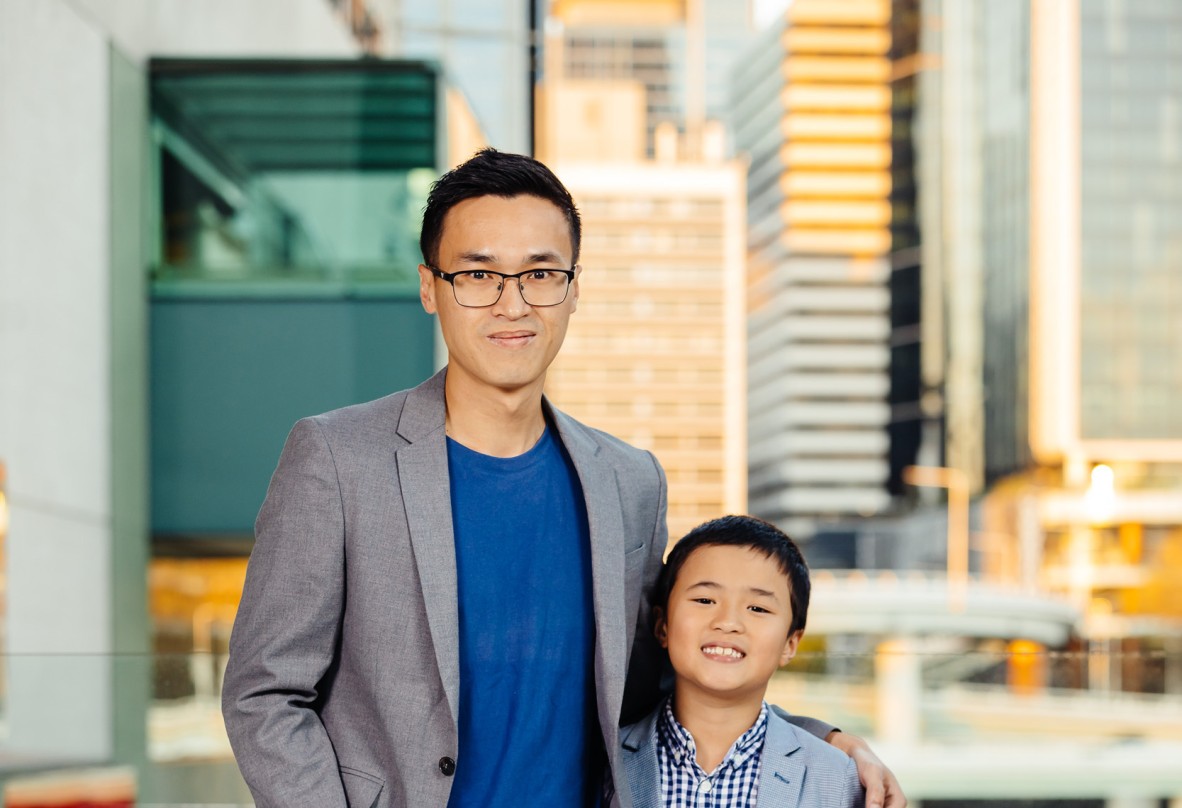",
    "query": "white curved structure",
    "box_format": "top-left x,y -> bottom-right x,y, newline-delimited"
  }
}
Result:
809,570 -> 1079,645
